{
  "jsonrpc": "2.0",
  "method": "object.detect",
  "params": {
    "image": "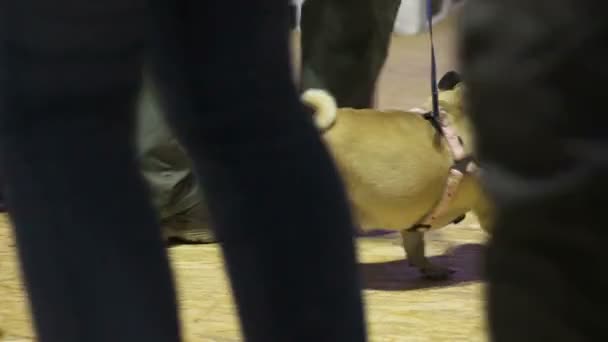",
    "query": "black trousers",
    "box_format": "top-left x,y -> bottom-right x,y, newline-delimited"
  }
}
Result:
300,0 -> 401,108
0,1 -> 366,341
459,0 -> 608,340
